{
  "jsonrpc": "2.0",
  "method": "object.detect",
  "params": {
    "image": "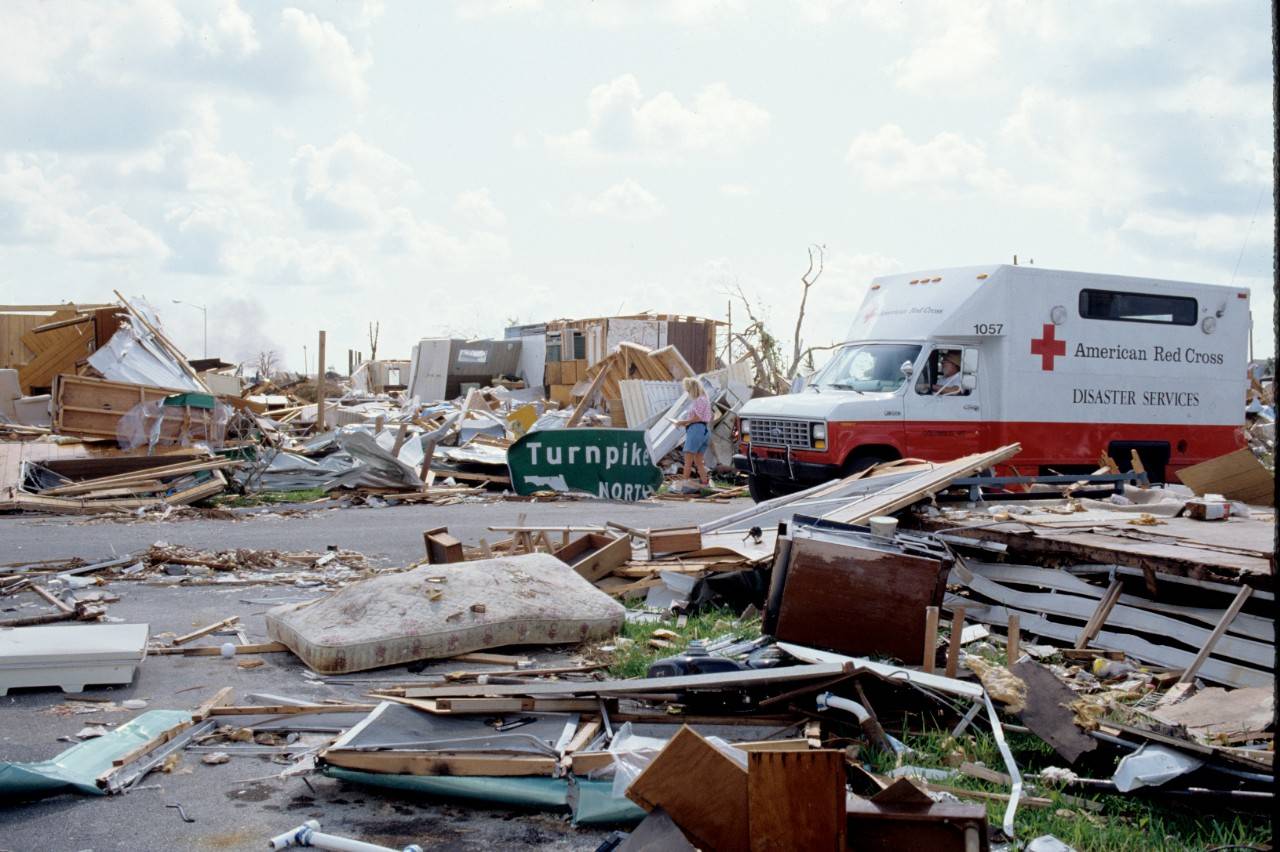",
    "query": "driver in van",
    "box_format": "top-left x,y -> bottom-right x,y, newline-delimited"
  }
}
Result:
932,351 -> 965,395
